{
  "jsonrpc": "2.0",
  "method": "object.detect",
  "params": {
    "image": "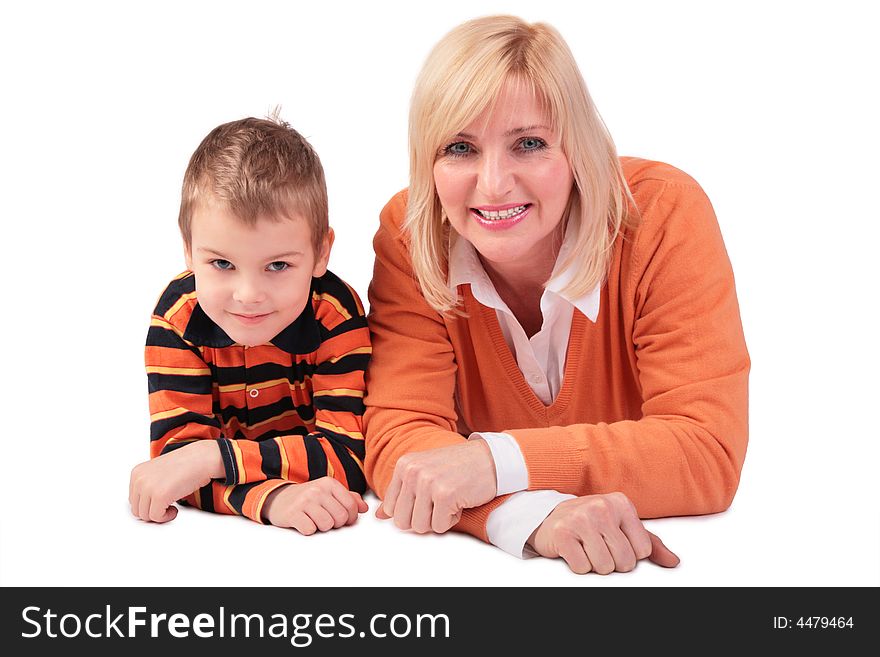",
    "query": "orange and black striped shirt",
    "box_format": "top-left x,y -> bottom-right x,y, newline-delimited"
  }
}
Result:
146,270 -> 370,523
